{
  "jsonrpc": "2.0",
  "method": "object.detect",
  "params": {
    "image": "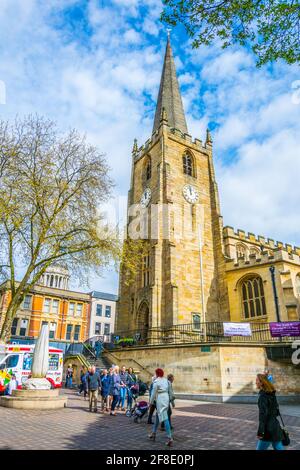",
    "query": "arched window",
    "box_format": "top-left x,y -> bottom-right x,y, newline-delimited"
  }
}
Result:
295,274 -> 300,296
241,275 -> 267,319
142,254 -> 150,287
183,153 -> 194,177
146,159 -> 151,180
